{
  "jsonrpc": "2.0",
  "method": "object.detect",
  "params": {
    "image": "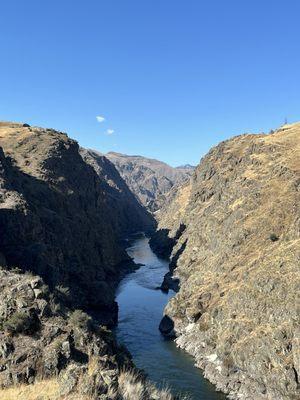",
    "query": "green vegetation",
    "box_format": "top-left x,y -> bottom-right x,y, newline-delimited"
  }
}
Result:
3,311 -> 38,335
269,233 -> 279,242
